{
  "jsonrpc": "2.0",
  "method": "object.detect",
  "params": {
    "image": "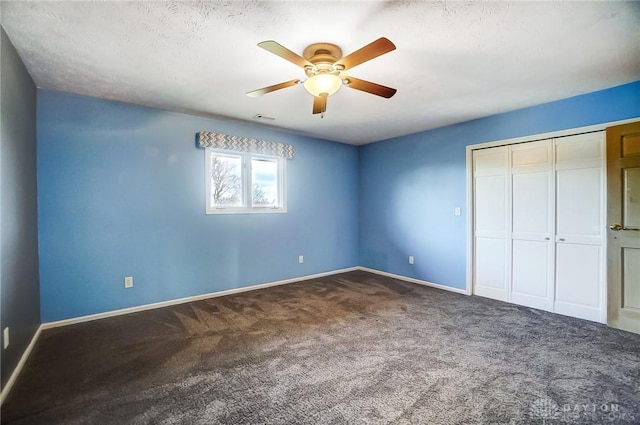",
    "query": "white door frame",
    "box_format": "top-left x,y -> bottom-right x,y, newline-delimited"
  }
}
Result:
465,118 -> 640,317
